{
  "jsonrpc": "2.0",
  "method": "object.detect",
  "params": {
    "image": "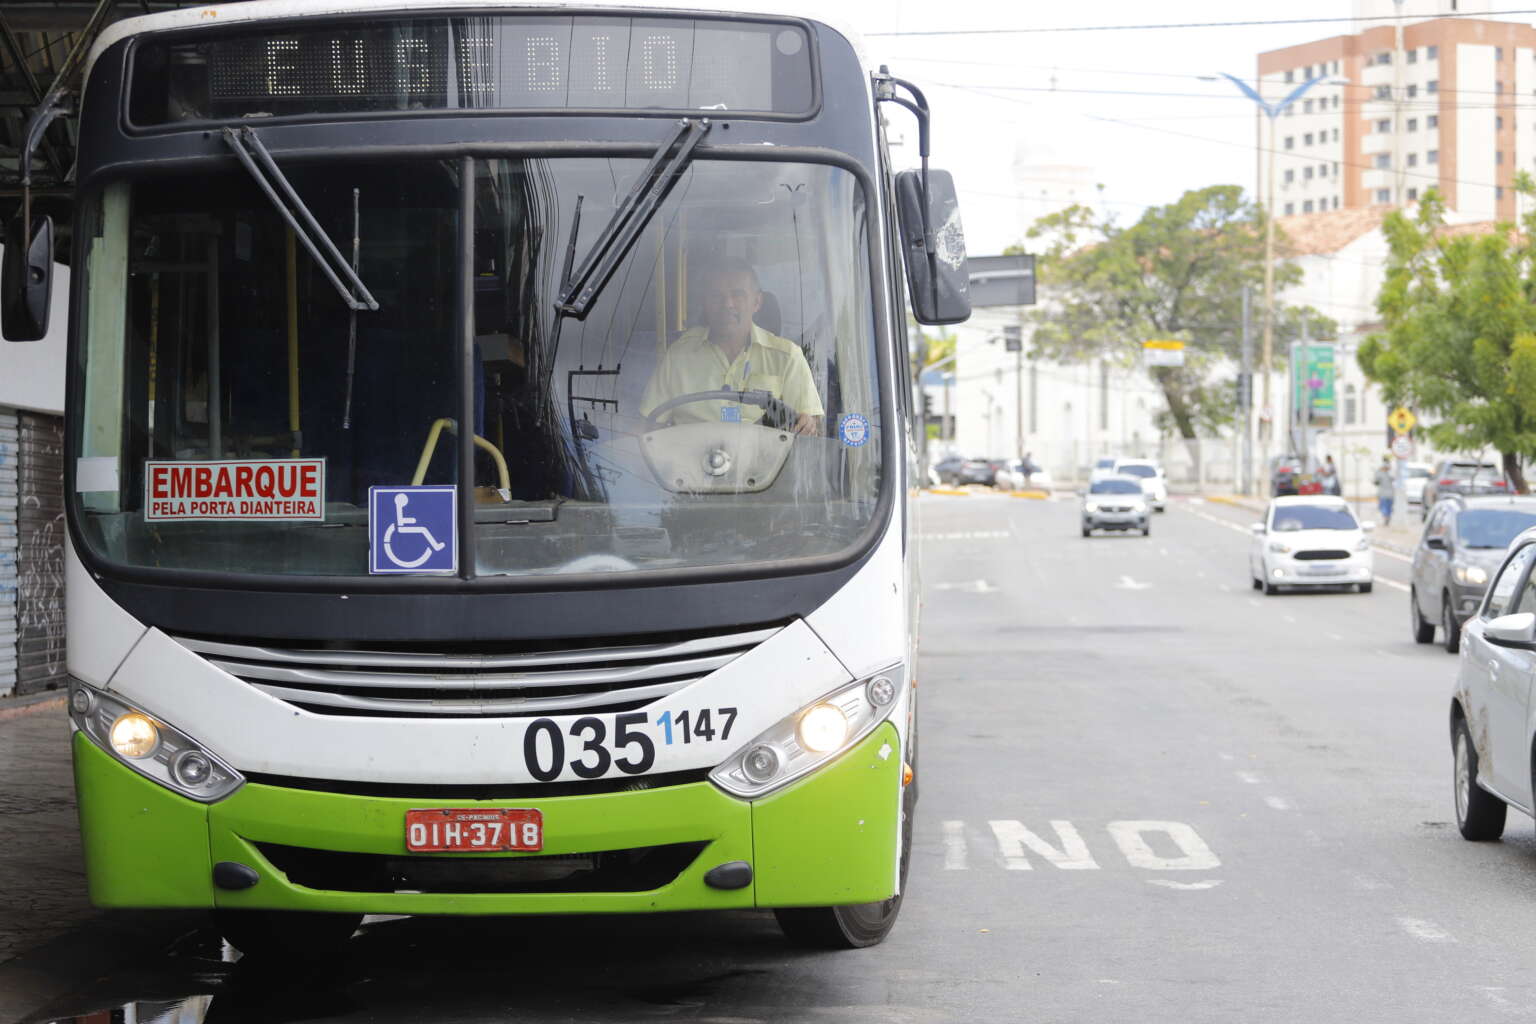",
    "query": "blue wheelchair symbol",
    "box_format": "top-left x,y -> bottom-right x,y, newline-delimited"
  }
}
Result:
369,485 -> 457,574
